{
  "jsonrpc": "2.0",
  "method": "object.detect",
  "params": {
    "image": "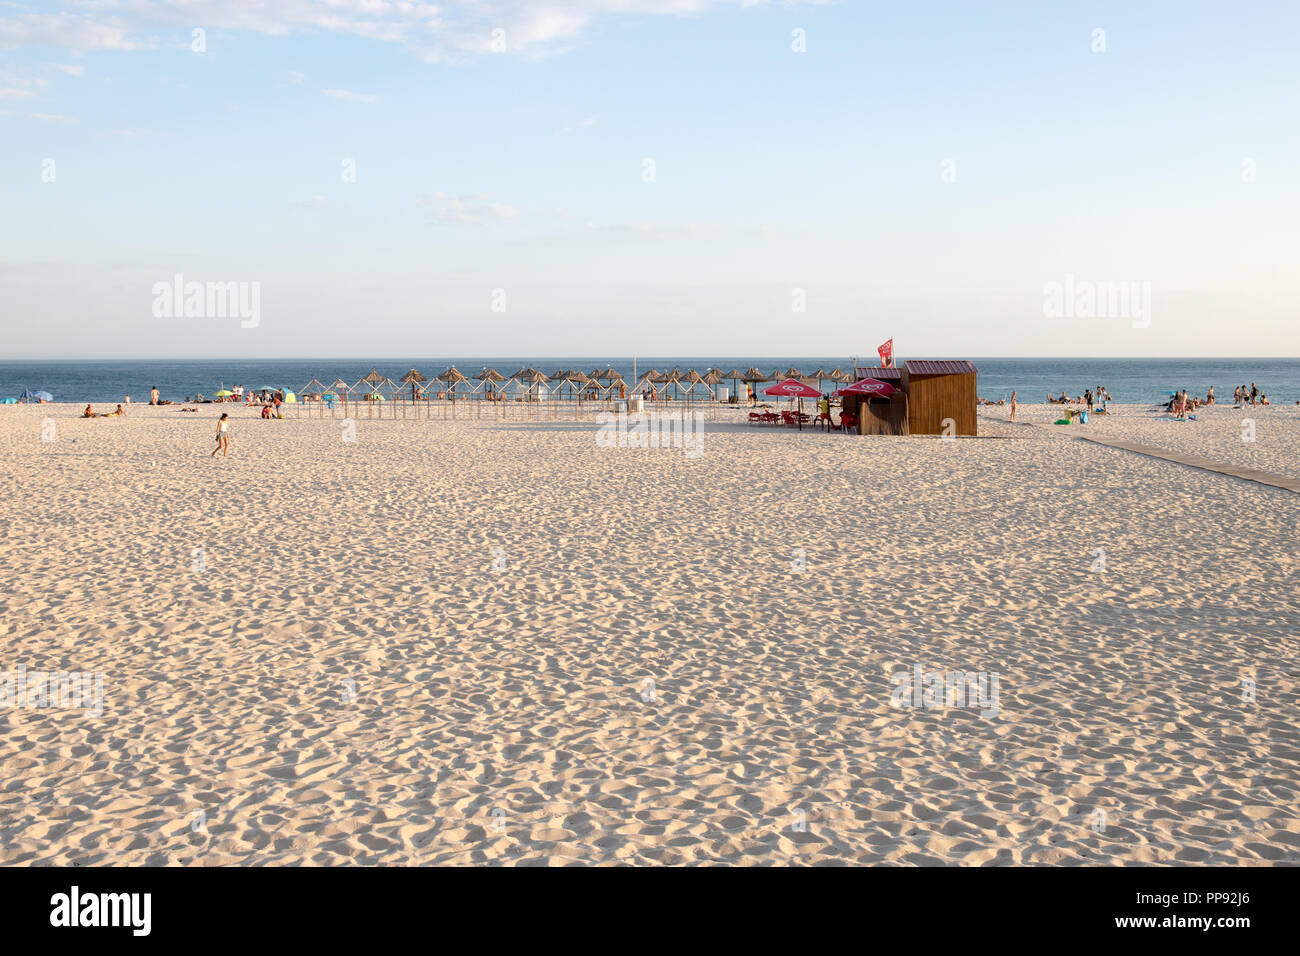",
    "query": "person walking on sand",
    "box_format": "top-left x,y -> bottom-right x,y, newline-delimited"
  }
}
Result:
150,386 -> 160,406
212,413 -> 230,457
1009,390 -> 1017,421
